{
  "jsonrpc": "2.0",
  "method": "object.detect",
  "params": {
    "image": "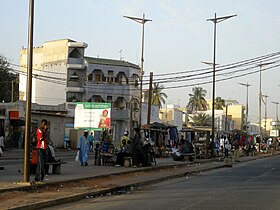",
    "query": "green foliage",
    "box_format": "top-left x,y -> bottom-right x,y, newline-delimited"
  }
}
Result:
0,55 -> 19,102
151,83 -> 168,108
215,96 -> 225,110
190,113 -> 212,126
187,86 -> 208,112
